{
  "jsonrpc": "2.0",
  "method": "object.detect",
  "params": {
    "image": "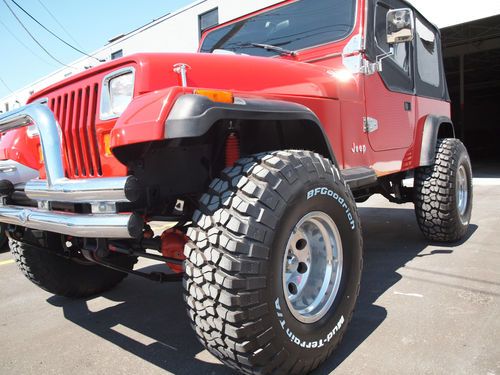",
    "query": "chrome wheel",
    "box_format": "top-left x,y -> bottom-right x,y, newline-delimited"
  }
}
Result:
282,211 -> 343,324
456,165 -> 468,220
